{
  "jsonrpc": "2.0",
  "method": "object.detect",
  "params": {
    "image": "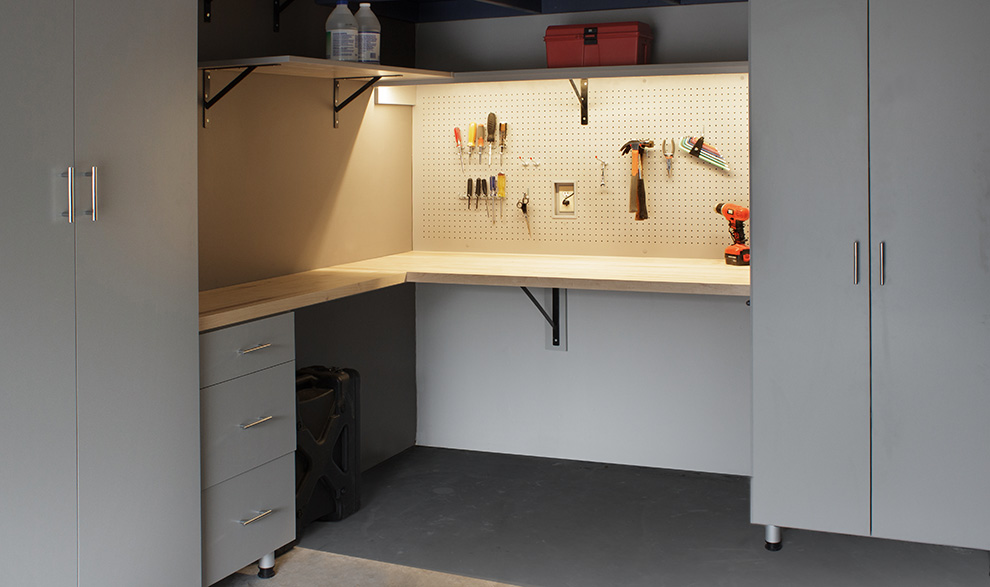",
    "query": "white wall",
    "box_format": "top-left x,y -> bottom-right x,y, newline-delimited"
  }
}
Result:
416,284 -> 752,476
